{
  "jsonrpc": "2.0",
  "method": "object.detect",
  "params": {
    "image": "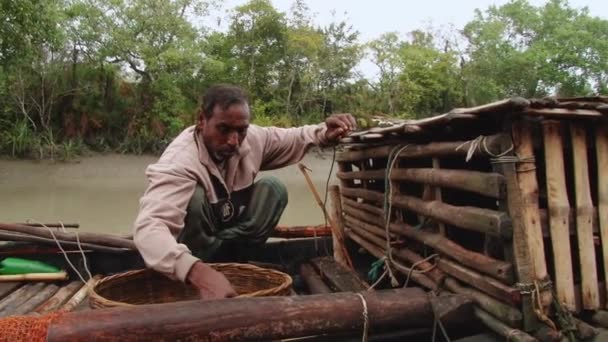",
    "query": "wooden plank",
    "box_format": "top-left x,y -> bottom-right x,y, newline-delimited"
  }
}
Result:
341,187 -> 512,237
570,122 -> 600,309
444,278 -> 523,328
0,282 -> 45,317
35,281 -> 84,314
597,124 -> 608,309
310,257 -> 368,292
337,168 -> 505,199
512,120 -> 549,291
11,284 -> 59,315
47,288 -> 473,342
438,258 -> 520,305
389,222 -> 514,284
336,134 -> 505,162
0,282 -> 21,301
487,131 -> 538,331
541,120 -> 576,311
